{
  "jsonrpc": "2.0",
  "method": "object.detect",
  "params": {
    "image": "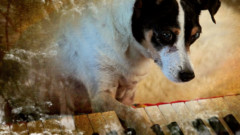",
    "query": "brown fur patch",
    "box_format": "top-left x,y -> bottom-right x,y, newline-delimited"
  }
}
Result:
191,26 -> 200,36
145,30 -> 153,42
141,30 -> 160,60
170,28 -> 181,35
186,44 -> 190,52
